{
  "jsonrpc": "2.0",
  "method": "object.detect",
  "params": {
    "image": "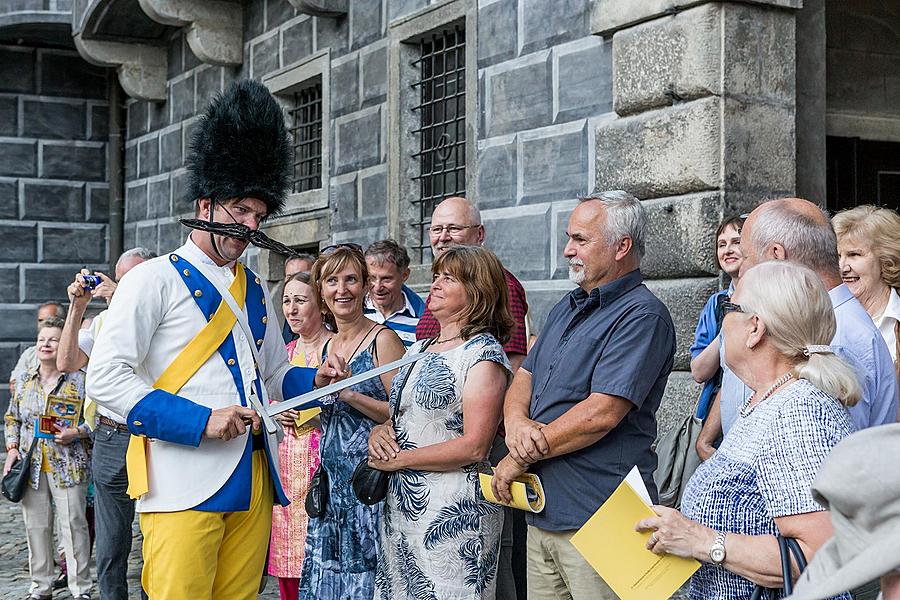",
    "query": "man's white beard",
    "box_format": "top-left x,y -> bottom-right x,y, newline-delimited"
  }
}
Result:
568,259 -> 585,285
